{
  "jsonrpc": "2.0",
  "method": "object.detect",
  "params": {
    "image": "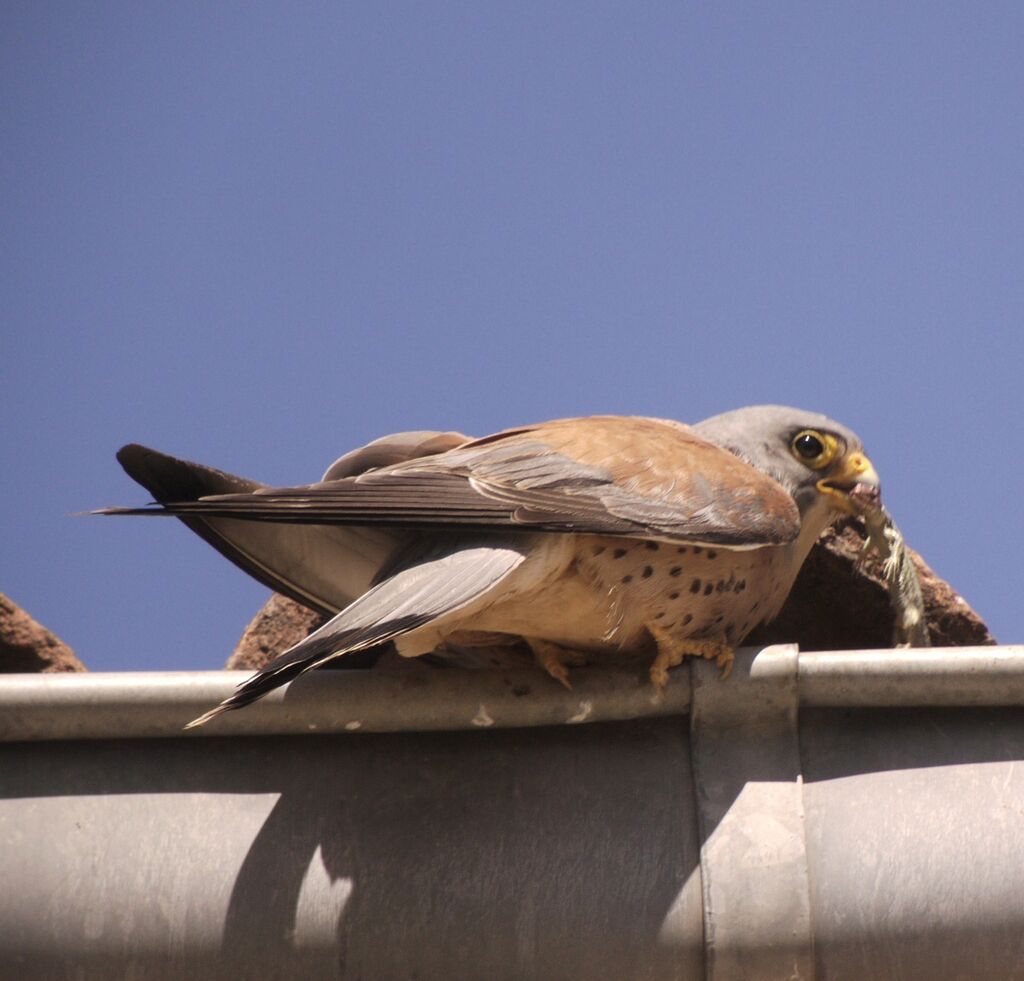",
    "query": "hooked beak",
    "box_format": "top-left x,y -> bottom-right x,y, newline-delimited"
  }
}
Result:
817,451 -> 881,515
